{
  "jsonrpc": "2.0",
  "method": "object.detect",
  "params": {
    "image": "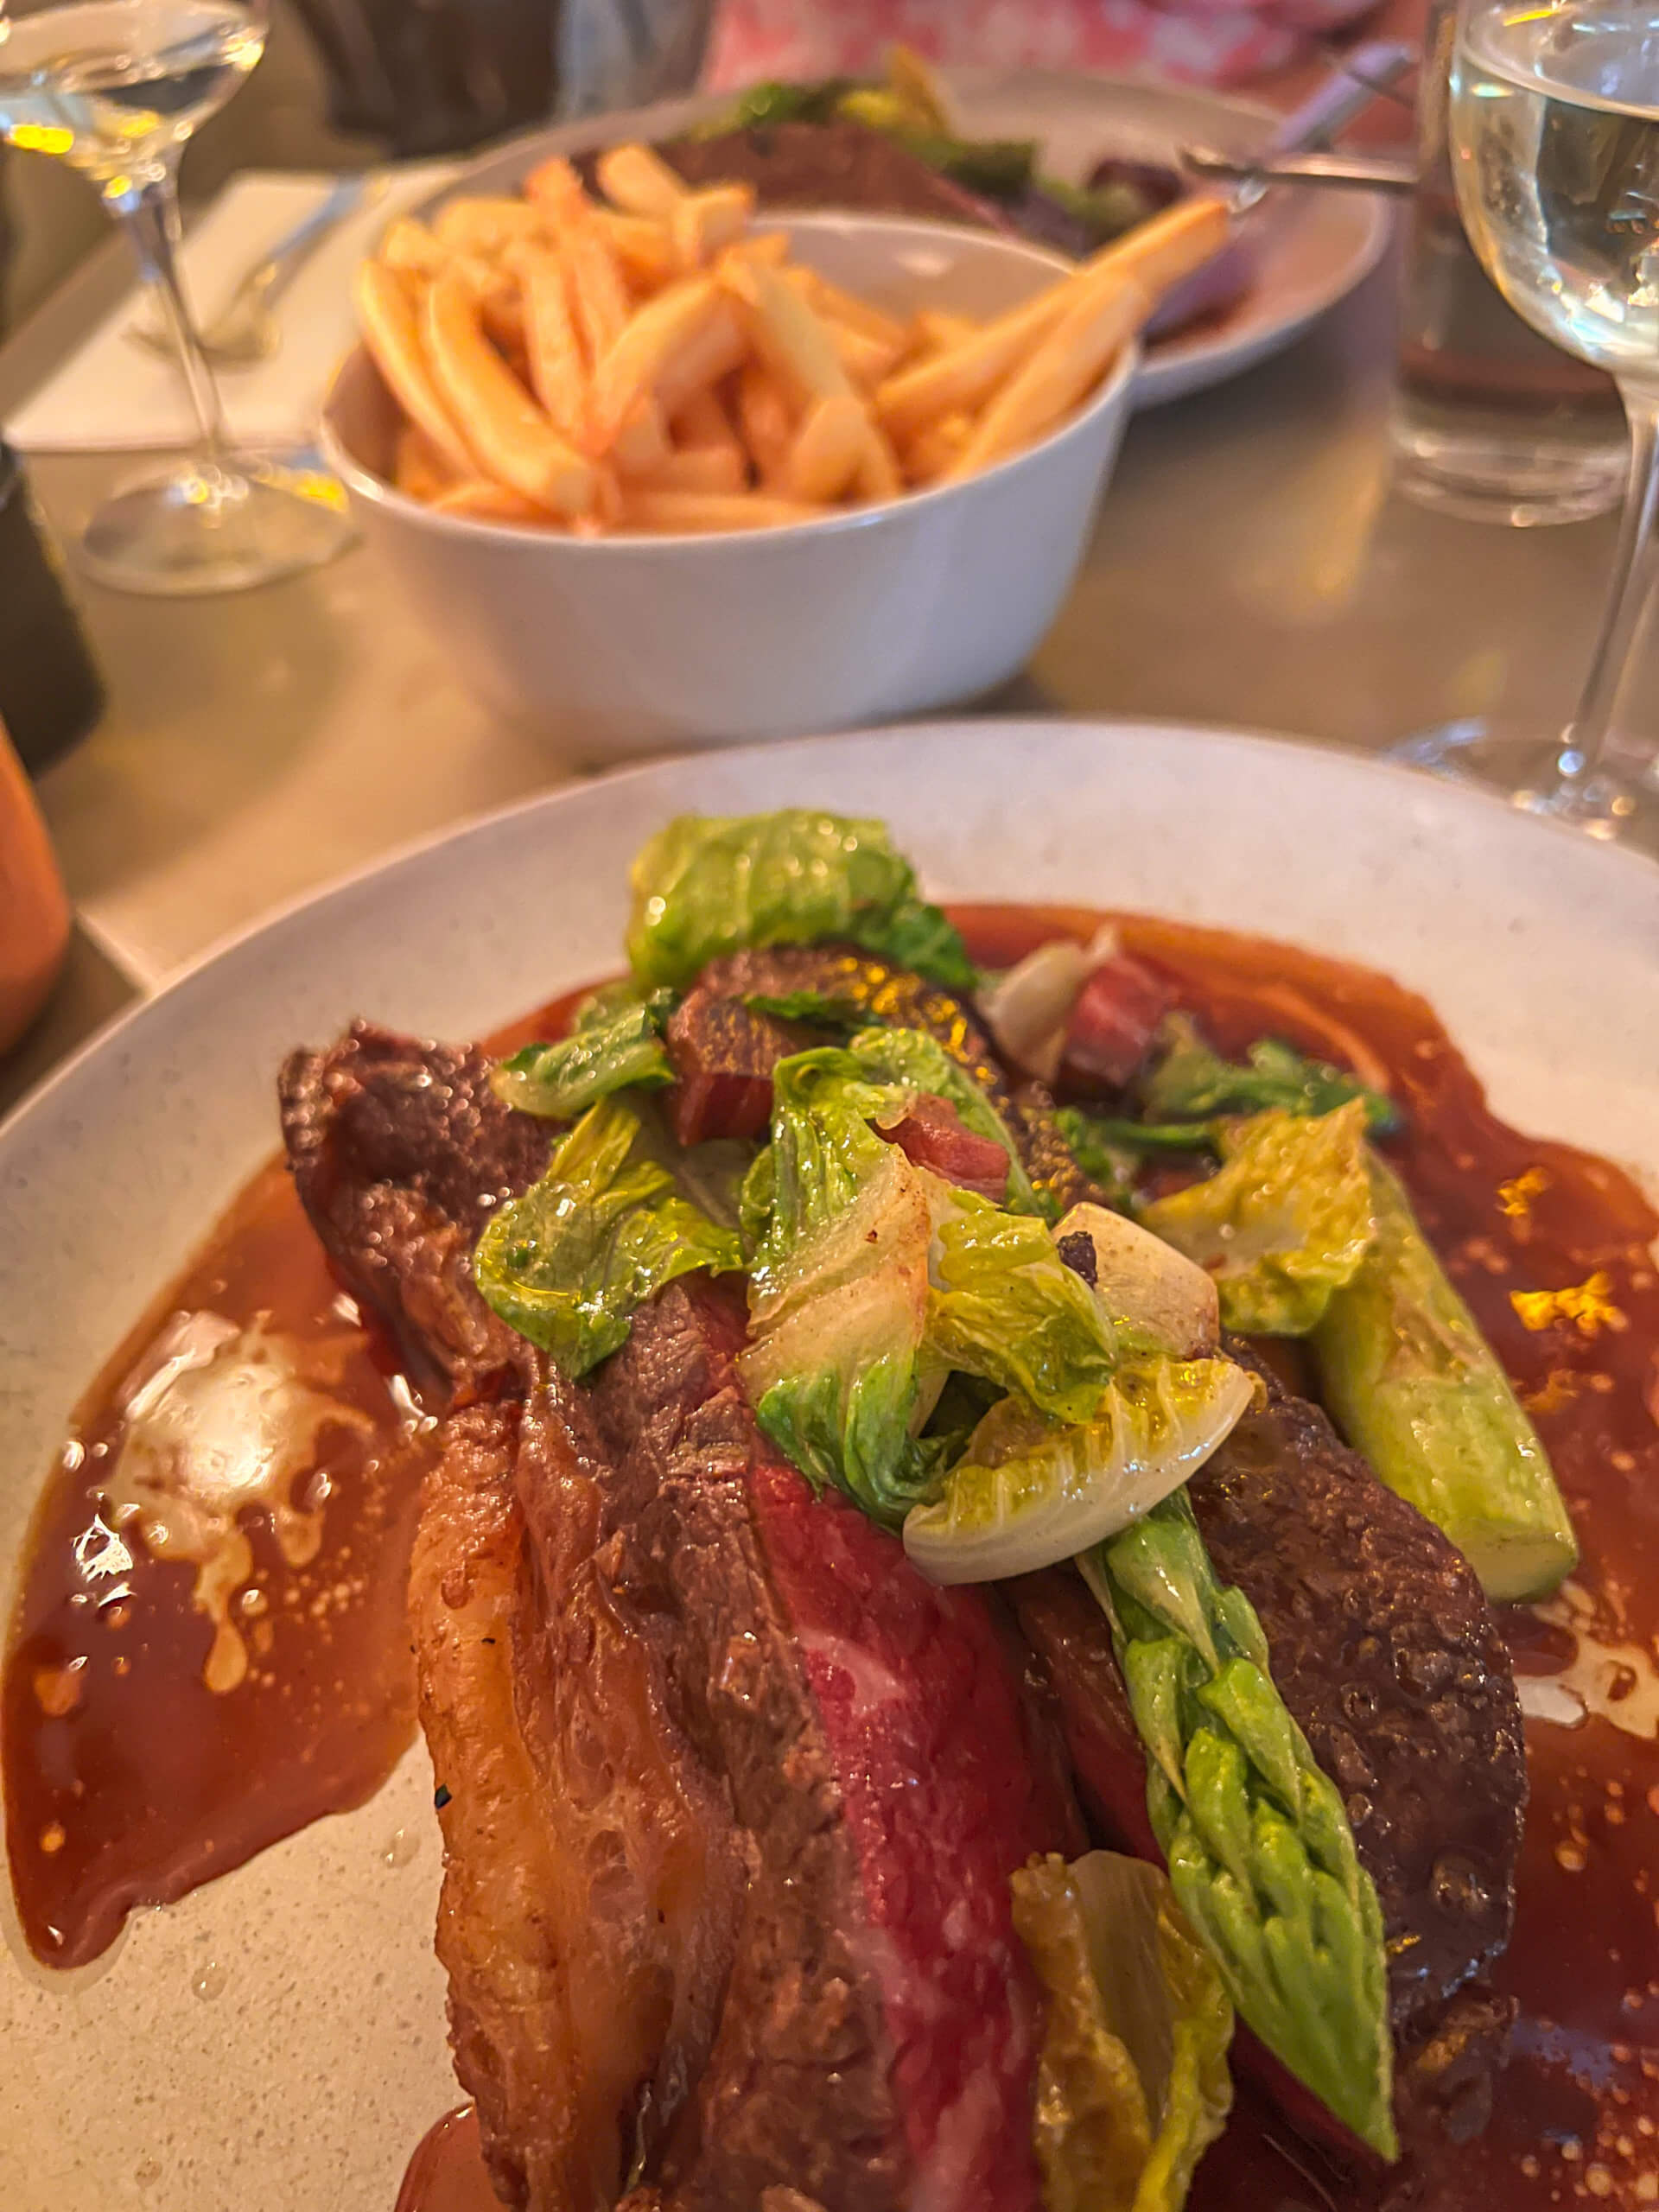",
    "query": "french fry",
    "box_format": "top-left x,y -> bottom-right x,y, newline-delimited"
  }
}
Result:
798,270 -> 907,350
423,268 -> 595,516
365,149 -> 1221,535
909,307 -> 977,354
720,254 -> 851,405
734,359 -> 797,481
519,247 -> 588,445
432,479 -> 559,524
851,416 -> 903,502
903,409 -> 973,485
522,155 -> 590,221
588,275 -> 721,452
671,182 -> 755,271
559,219 -> 632,365
875,286 -> 1076,440
654,298 -> 747,415
354,260 -> 474,476
1087,194 -> 1230,301
612,398 -> 674,477
781,391 -> 869,503
944,276 -> 1147,480
393,421 -> 460,502
874,201 -> 1224,441
379,217 -> 448,279
594,207 -> 677,291
478,276 -> 527,357
621,488 -> 829,533
434,196 -> 545,257
594,142 -> 687,219
637,444 -> 749,495
672,385 -> 745,471
724,230 -> 790,268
